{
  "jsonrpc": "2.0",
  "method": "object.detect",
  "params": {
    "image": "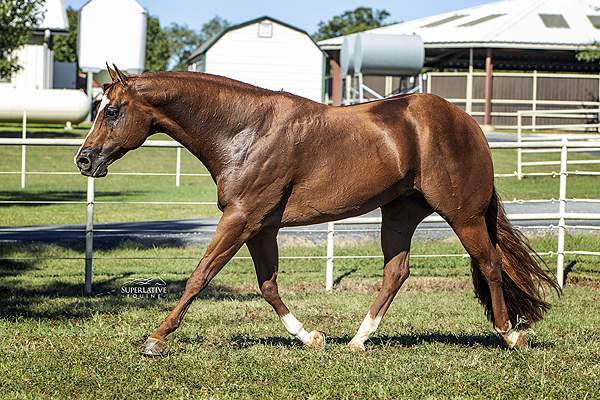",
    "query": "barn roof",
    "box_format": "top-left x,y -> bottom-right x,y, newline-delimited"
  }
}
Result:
319,0 -> 600,72
319,0 -> 600,50
188,16 -> 324,63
